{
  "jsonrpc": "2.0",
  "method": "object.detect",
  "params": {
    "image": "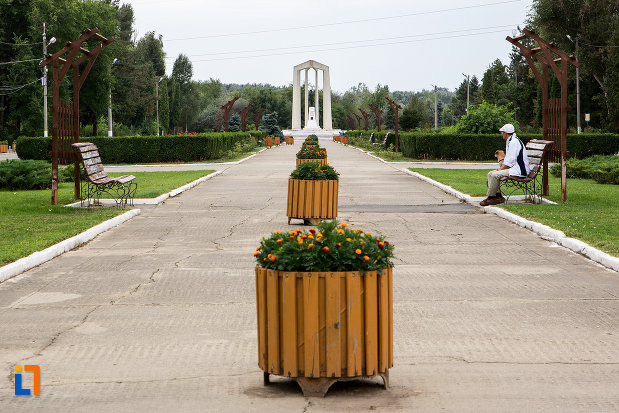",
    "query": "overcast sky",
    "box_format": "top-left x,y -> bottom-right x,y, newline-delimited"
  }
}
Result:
125,0 -> 534,93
